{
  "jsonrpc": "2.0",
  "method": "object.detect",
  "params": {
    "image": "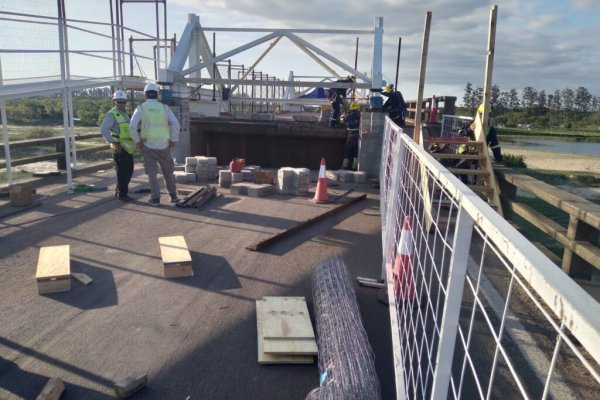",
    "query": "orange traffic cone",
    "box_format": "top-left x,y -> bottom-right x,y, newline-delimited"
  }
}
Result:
392,217 -> 415,302
428,95 -> 438,124
312,158 -> 329,203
